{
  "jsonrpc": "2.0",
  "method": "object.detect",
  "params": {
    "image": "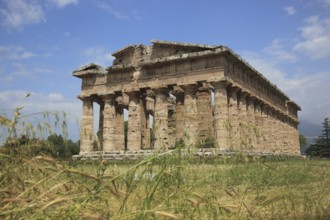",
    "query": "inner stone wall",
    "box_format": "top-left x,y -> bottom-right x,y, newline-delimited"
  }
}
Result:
73,40 -> 301,156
